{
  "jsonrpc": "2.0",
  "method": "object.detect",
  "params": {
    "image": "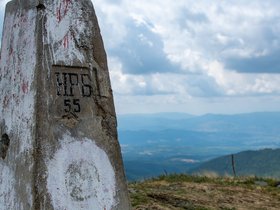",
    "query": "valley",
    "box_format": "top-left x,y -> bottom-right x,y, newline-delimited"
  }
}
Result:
117,112 -> 280,180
